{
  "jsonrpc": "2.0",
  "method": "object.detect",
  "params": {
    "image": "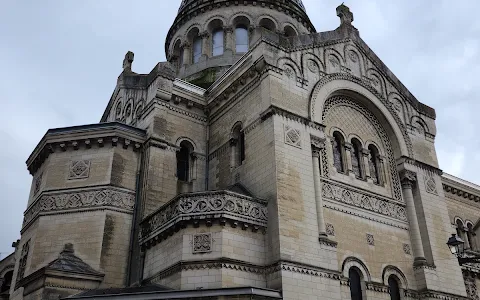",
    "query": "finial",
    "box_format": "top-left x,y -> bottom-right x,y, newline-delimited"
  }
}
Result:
123,51 -> 134,71
62,243 -> 74,254
336,3 -> 354,26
